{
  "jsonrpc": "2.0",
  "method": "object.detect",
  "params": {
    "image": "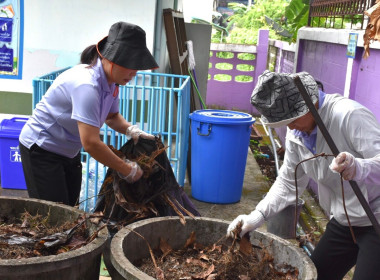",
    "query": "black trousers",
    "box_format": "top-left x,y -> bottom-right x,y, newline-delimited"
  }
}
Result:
19,142 -> 82,206
311,217 -> 380,280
